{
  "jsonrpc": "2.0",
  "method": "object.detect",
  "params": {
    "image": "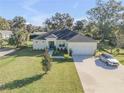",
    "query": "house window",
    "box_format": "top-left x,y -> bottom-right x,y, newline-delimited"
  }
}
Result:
59,44 -> 61,47
62,44 -> 65,47
59,44 -> 65,47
